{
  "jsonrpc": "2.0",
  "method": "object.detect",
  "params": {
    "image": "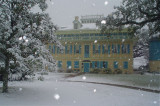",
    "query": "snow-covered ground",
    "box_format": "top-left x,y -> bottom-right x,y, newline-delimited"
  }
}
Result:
0,73 -> 160,106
